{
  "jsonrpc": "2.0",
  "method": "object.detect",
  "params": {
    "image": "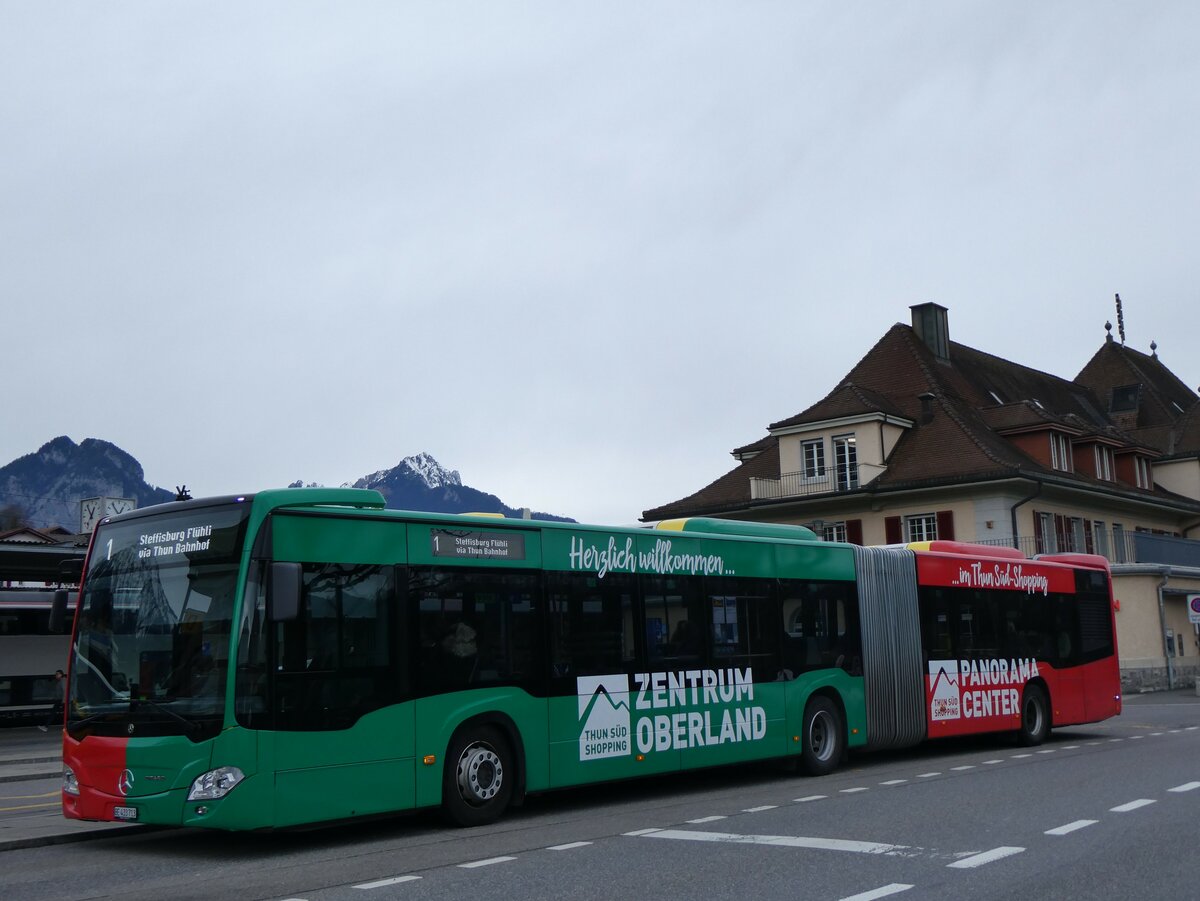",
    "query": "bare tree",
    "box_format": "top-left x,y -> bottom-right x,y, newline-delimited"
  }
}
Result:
0,504 -> 30,531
